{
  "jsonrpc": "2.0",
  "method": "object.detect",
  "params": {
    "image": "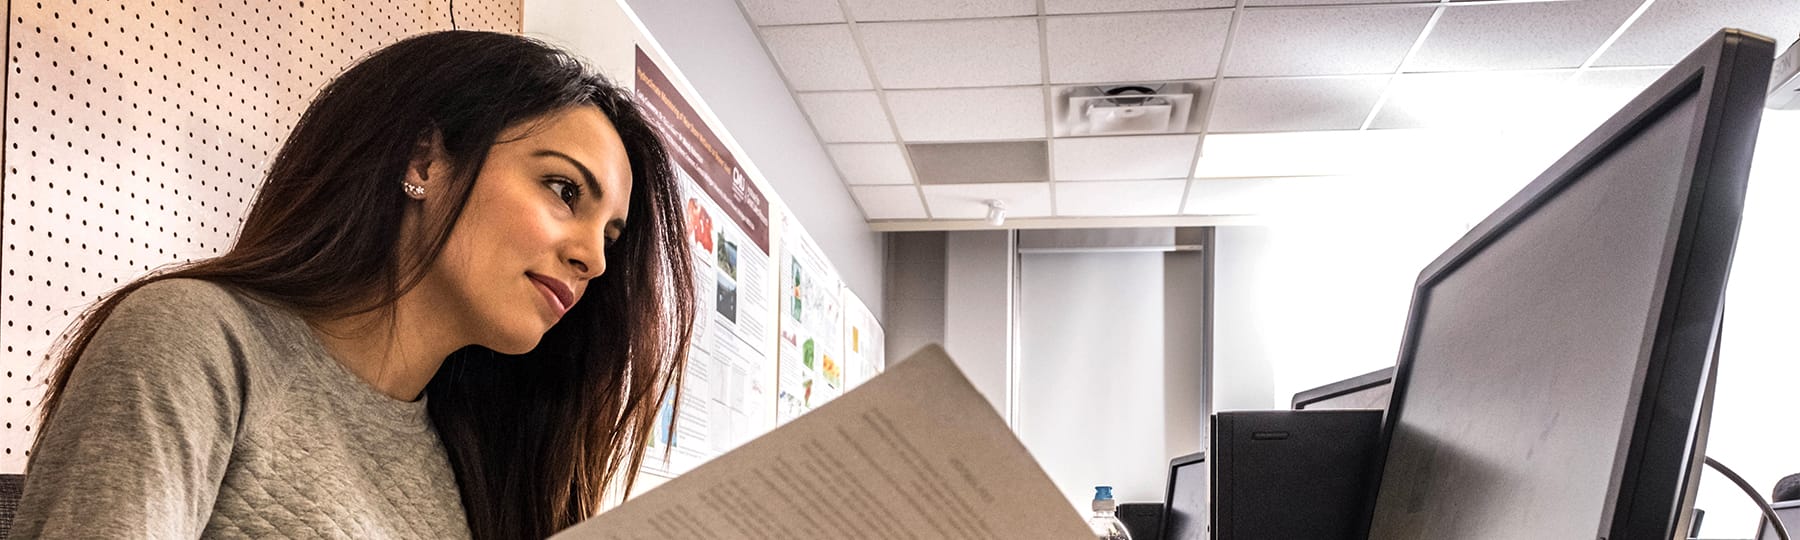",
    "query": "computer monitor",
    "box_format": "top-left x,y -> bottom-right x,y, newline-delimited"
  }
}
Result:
1160,451 -> 1207,540
1292,367 -> 1395,410
1362,29 -> 1774,540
